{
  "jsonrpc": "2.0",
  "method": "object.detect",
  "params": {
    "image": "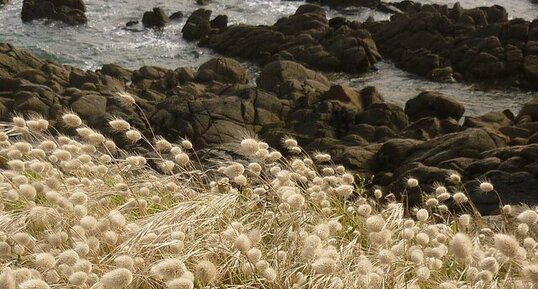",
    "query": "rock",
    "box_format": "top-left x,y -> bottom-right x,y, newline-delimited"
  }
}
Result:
14,91 -> 50,117
142,7 -> 170,28
306,0 -> 380,9
465,157 -> 501,177
101,64 -> 132,82
365,3 -> 538,90
404,91 -> 465,121
523,55 -> 538,86
375,138 -> 423,170
356,103 -> 409,132
210,15 -> 228,30
515,98 -> 538,123
182,8 -> 213,40
71,94 -> 107,118
170,11 -> 184,21
406,128 -> 507,166
21,0 -> 87,25
196,57 -> 248,84
466,171 -> 538,213
400,49 -> 439,75
195,4 -> 380,74
125,20 -> 139,27
464,111 -> 512,129
387,163 -> 456,205
499,126 -> 530,139
256,60 -> 330,93
337,146 -> 376,172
